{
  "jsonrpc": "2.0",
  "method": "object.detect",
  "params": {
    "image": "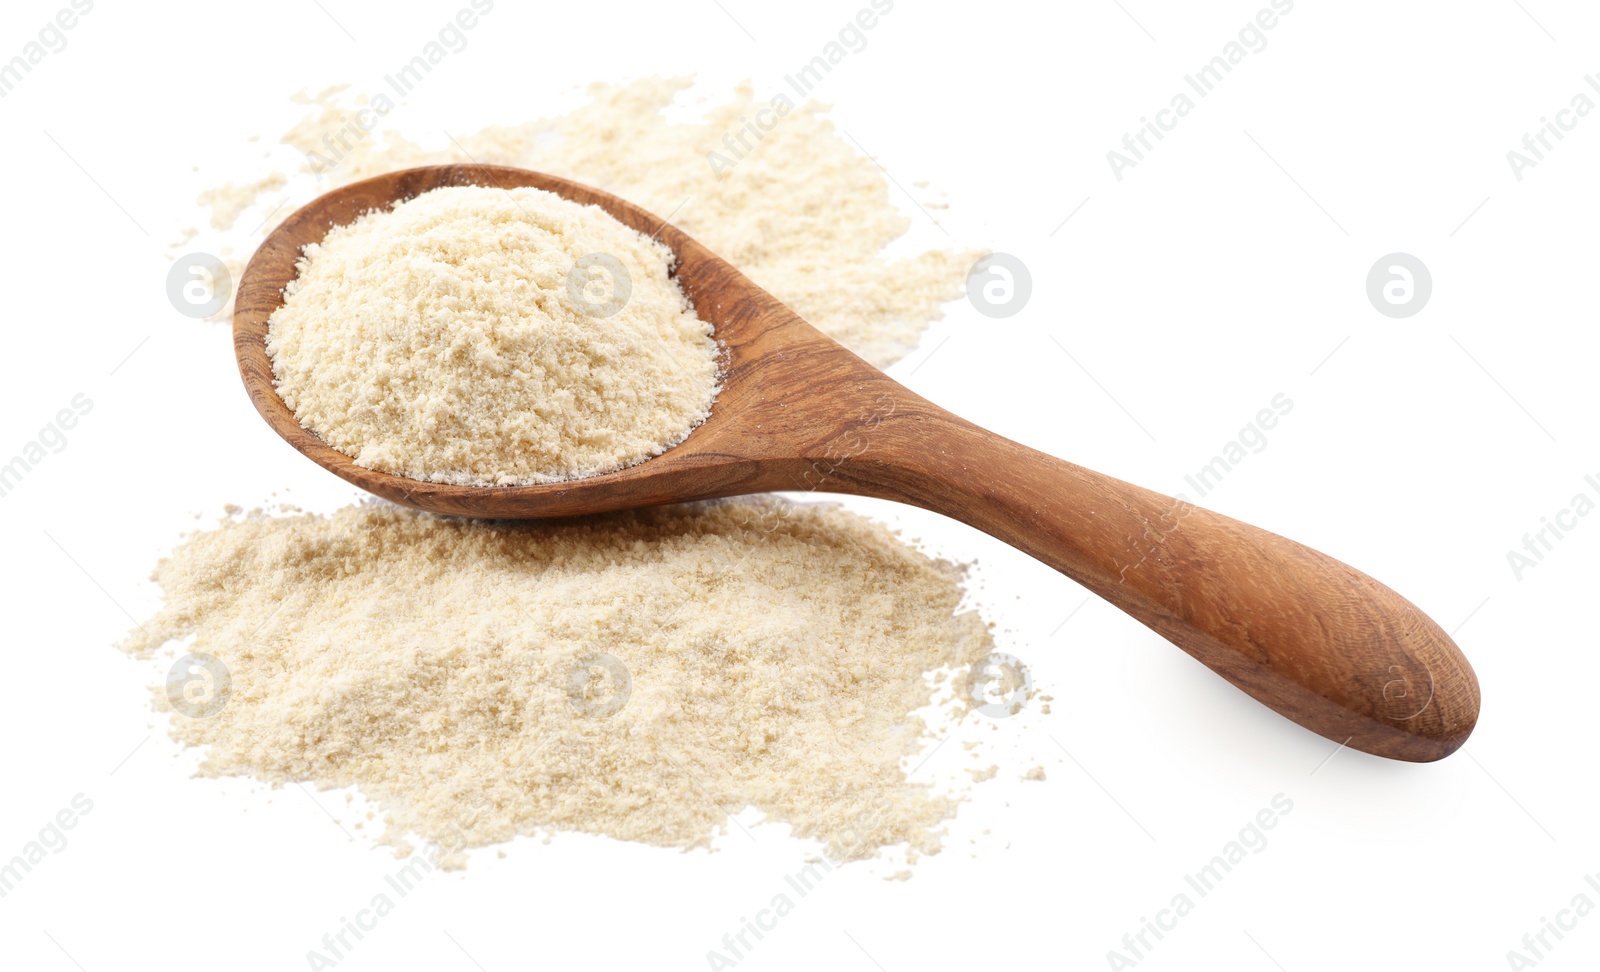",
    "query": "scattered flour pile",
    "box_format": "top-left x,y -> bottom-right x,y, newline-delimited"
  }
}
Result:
201,78 -> 976,367
120,499 -> 996,866
266,185 -> 720,485
150,78 -> 1010,869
